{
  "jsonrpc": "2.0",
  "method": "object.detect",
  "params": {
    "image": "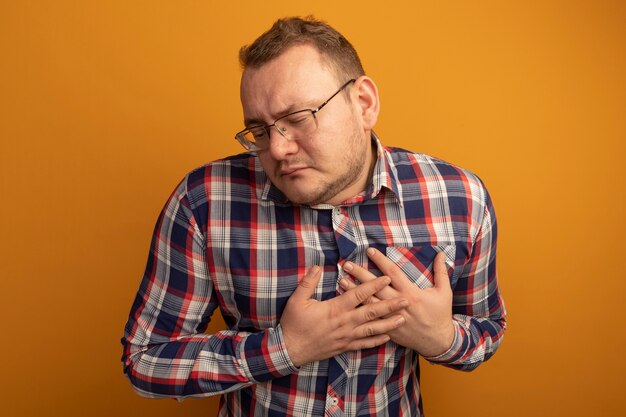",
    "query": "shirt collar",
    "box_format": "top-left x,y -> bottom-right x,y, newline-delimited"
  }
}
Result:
259,131 -> 403,206
368,131 -> 403,205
